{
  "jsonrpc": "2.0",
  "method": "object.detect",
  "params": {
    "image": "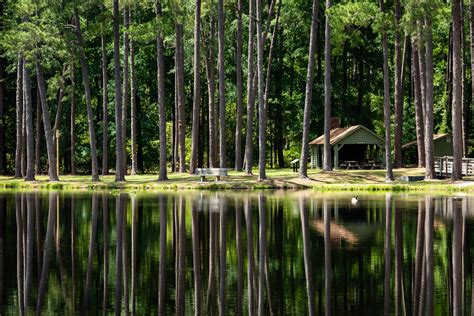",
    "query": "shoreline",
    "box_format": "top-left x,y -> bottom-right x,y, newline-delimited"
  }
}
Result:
1,168 -> 474,193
